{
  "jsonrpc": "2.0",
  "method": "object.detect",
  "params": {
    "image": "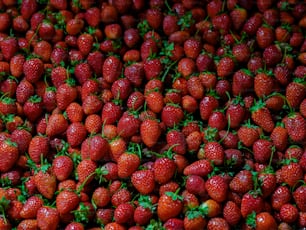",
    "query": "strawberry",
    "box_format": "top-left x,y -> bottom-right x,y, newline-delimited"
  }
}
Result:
46,113 -> 68,137
283,112 -> 306,143
0,12 -> 11,32
232,69 -> 254,96
133,195 -> 155,225
0,96 -> 17,115
243,12 -> 263,36
103,56 -> 123,84
256,25 -> 275,49
225,96 -> 246,129
56,190 -> 80,215
34,170 -> 56,200
37,206 -> 60,230
205,175 -> 228,202
117,151 -> 140,179
21,0 -> 38,20
77,33 -> 93,56
230,7 -> 248,31
183,159 -> 213,177
207,217 -> 230,230
223,201 -> 241,226
252,139 -> 273,164
17,219 -> 38,229
263,44 -> 283,67
23,58 -> 44,84
76,159 -> 97,185
185,175 -> 206,197
204,141 -> 224,166
114,202 -> 134,225
216,56 -> 235,78
250,100 -> 275,133
161,104 -> 184,128
166,130 -> 187,155
237,121 -> 260,147
85,114 -> 102,134
280,162 -> 303,187
184,210 -> 207,230
20,196 -> 43,219
74,63 -> 93,86
143,58 -> 163,80
11,128 -> 32,154
66,122 -> 87,148
82,94 -> 103,115
145,91 -> 164,114
177,57 -> 196,78
154,156 -> 176,185
271,185 -> 292,211
111,78 -> 132,101
254,70 -> 275,98
285,78 -> 306,109
157,191 -> 183,222
280,203 -> 299,223
199,94 -> 219,121
0,138 -> 19,173
109,137 -> 127,163
56,79 -> 78,111
241,192 -> 264,218
65,102 -> 84,123
124,62 -> 144,87
270,124 -> 288,151
52,155 -> 74,181
28,135 -> 49,164
254,212 -> 277,230
82,135 -> 109,162
0,37 -> 18,61
229,170 -> 254,194
186,76 -> 204,100
117,112 -> 141,139
92,187 -> 111,208
23,95 -> 43,122
293,185 -> 306,212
